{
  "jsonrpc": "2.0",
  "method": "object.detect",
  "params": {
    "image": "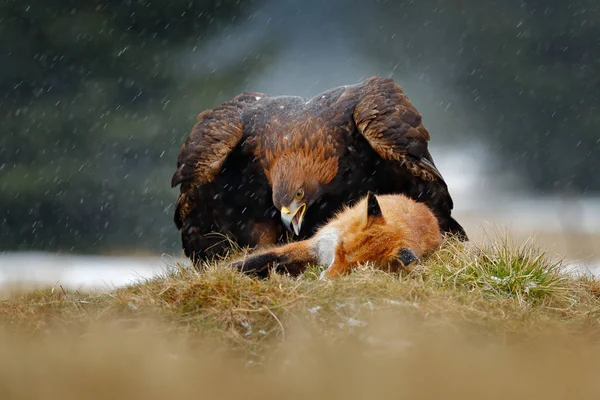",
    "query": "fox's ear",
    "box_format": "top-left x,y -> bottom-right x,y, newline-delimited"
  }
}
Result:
362,191 -> 384,229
